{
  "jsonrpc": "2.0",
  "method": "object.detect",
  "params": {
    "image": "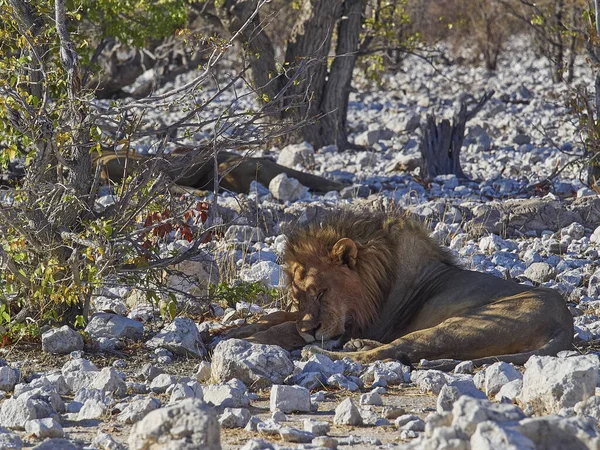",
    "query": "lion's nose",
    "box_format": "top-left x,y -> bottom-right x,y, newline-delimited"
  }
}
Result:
297,321 -> 320,343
